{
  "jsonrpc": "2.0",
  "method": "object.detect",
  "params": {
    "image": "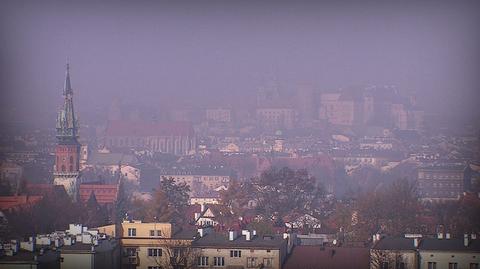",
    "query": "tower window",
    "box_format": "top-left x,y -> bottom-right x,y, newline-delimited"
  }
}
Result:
61,165 -> 66,172
70,156 -> 74,164
69,165 -> 73,172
